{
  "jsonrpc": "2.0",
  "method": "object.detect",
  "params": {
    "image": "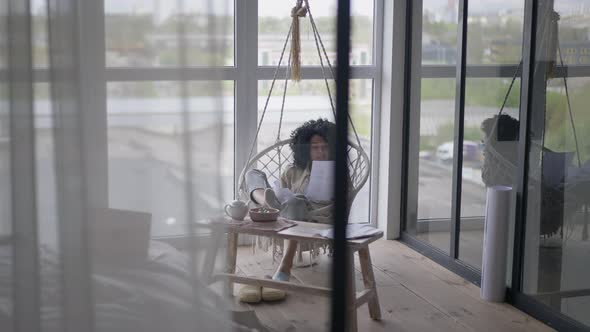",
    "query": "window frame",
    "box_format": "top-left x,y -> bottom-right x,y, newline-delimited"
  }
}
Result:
26,0 -> 383,231
60,0 -> 385,230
